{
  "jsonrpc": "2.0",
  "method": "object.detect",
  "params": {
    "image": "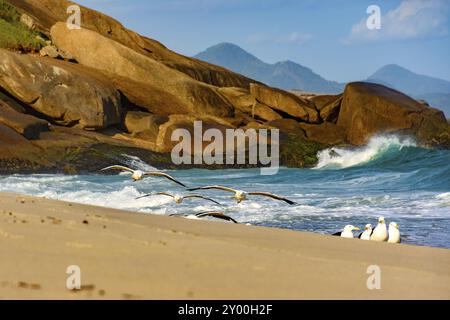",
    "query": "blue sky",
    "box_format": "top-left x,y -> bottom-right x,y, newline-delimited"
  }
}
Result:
76,0 -> 450,83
